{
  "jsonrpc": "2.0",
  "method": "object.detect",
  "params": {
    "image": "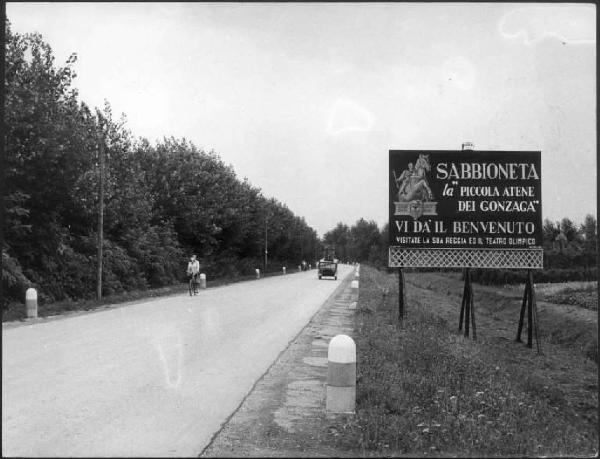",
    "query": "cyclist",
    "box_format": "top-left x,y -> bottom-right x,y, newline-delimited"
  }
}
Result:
187,254 -> 200,295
